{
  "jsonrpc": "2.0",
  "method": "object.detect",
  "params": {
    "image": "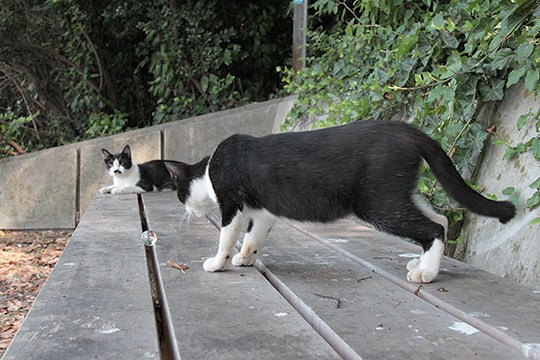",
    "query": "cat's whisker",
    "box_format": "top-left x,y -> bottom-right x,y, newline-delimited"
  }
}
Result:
177,210 -> 192,233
